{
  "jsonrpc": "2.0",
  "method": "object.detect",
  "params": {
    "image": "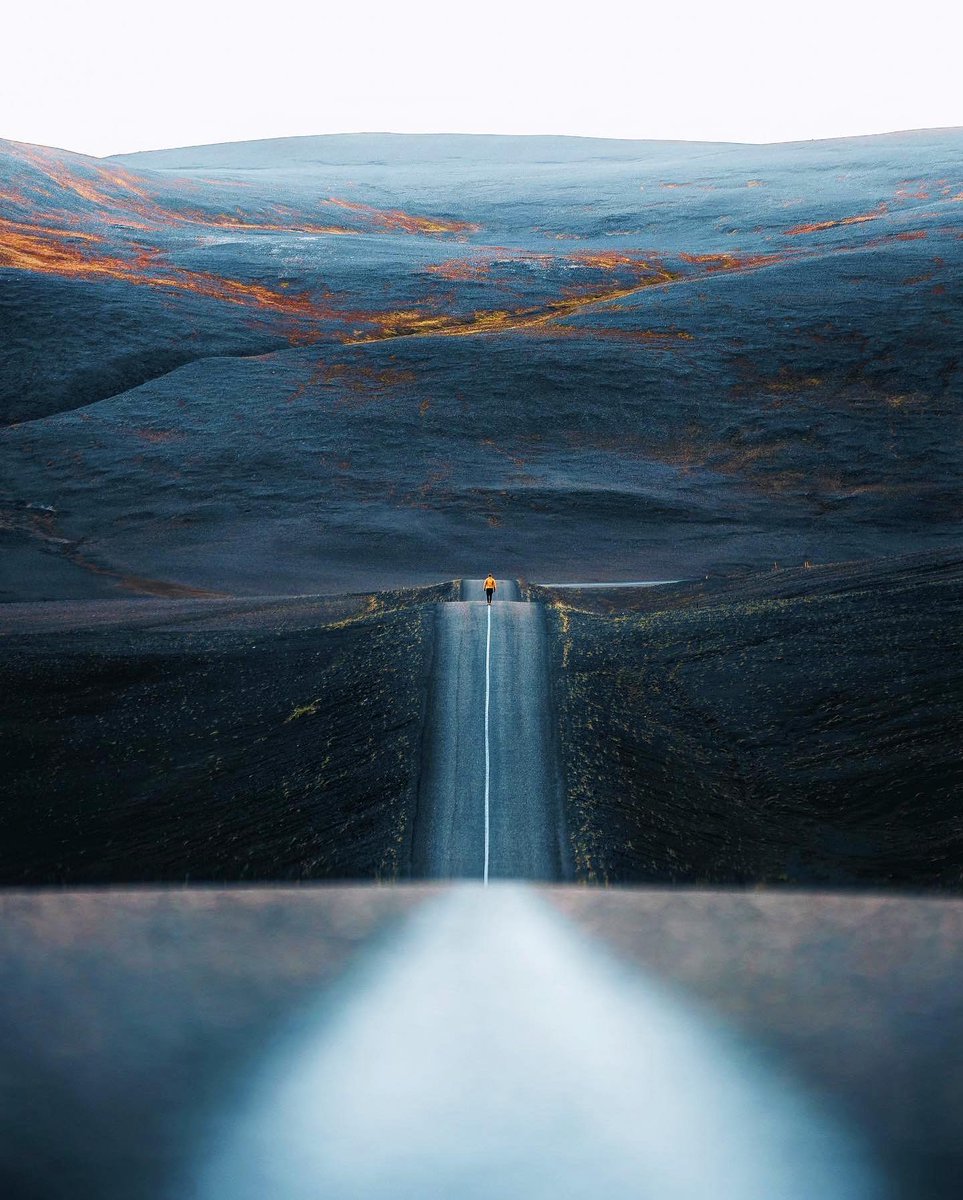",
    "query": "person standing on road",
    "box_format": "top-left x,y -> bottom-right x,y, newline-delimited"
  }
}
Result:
484,575 -> 497,605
